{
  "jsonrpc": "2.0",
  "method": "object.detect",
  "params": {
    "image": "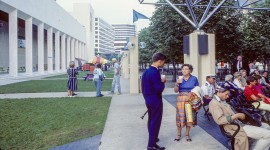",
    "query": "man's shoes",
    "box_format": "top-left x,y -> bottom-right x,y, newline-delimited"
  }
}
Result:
147,144 -> 165,150
72,93 -> 77,96
156,138 -> 160,142
100,94 -> 104,97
